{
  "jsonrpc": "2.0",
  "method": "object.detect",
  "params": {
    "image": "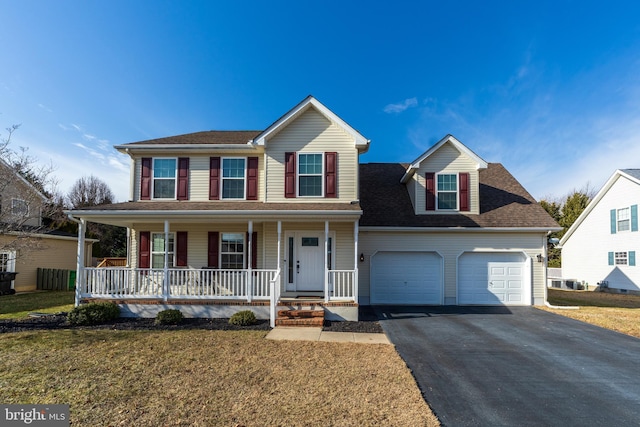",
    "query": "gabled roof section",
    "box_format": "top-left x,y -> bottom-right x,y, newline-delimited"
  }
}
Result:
560,169 -> 640,245
0,158 -> 48,202
115,130 -> 262,153
400,134 -> 488,183
251,95 -> 370,152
